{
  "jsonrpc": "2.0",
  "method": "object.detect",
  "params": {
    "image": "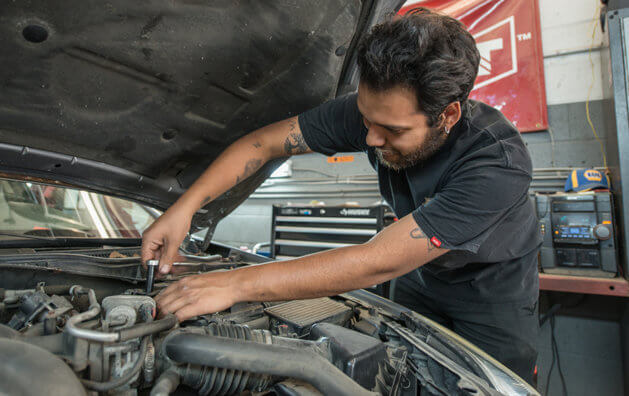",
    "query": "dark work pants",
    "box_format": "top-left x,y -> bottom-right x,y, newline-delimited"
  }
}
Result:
391,271 -> 539,385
